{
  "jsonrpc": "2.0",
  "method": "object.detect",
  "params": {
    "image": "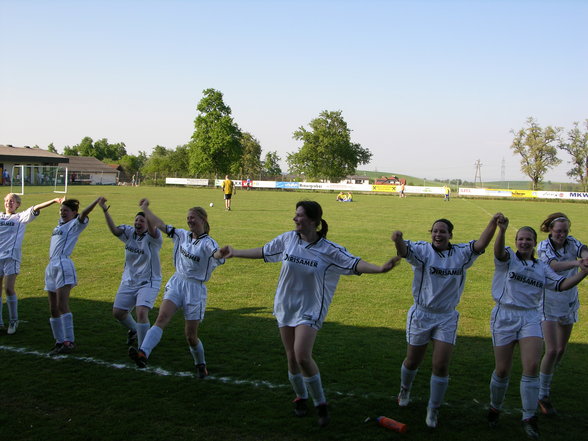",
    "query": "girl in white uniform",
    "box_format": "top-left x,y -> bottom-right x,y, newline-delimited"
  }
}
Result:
129,199 -> 224,378
1,193 -> 63,334
487,218 -> 588,440
391,213 -> 502,429
98,197 -> 163,349
219,200 -> 400,427
46,197 -> 101,355
536,213 -> 588,416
